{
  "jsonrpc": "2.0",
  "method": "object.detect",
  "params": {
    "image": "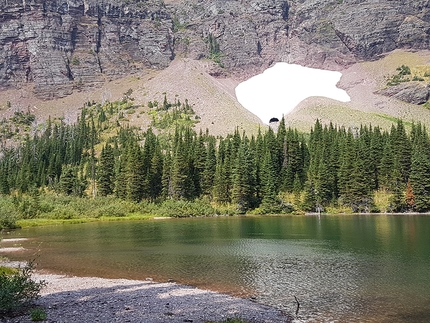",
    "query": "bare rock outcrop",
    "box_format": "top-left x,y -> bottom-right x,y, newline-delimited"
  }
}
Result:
377,82 -> 430,105
0,0 -> 174,99
1,0 -> 430,99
